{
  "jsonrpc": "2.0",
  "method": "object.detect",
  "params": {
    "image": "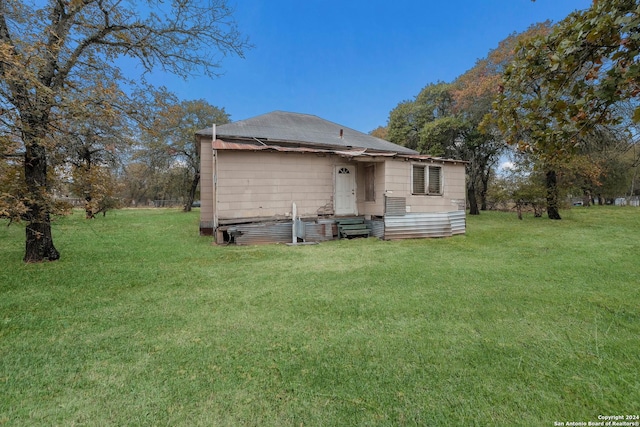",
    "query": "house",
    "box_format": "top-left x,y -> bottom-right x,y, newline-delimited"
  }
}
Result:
196,111 -> 467,244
